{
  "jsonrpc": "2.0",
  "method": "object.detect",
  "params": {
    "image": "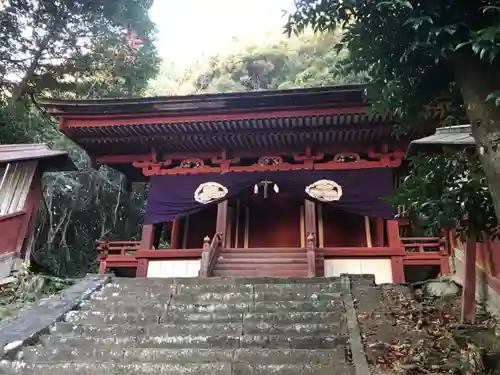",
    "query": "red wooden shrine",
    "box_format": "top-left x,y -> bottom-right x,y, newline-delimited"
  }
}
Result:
40,84 -> 450,280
